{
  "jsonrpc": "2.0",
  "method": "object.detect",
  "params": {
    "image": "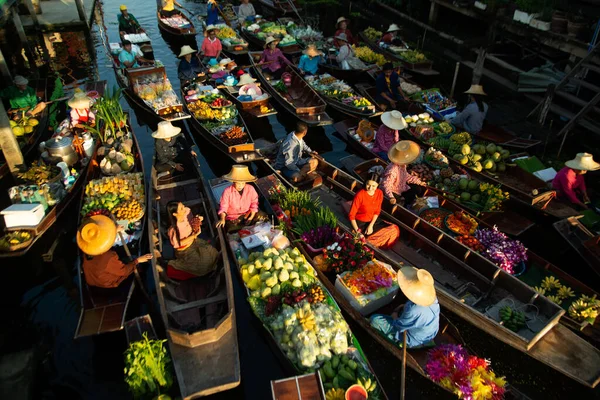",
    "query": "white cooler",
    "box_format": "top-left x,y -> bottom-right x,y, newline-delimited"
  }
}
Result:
1,203 -> 45,228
